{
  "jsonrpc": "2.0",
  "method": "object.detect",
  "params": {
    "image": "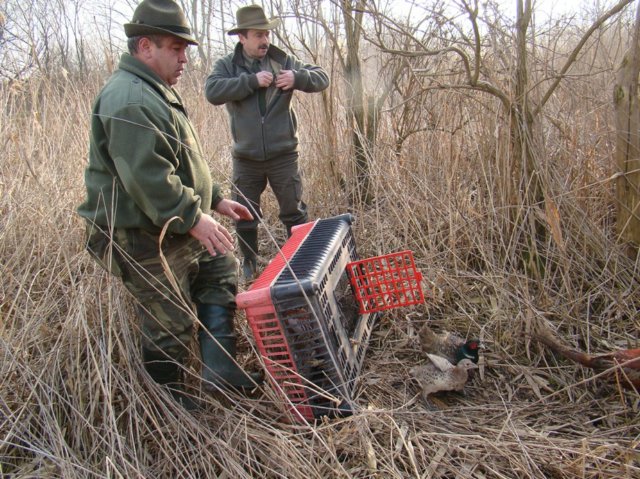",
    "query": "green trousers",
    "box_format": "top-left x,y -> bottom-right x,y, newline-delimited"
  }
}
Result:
231,152 -> 308,231
85,224 -> 238,360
